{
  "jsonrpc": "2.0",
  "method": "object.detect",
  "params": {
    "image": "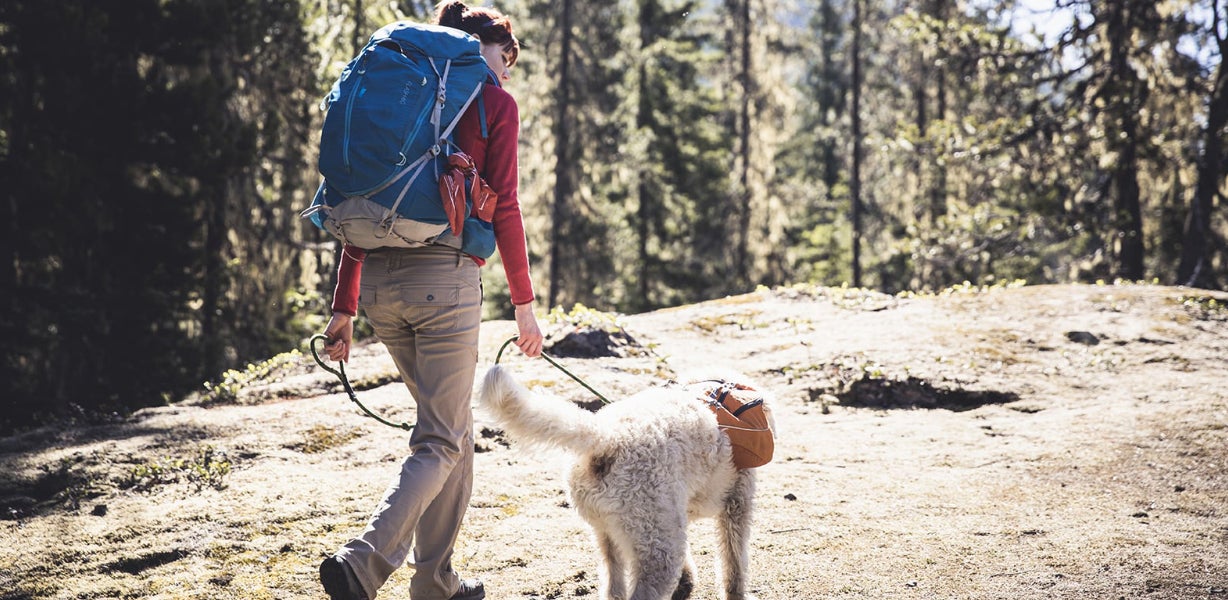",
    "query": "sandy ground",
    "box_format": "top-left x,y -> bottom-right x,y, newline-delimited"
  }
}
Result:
1,283 -> 1226,599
